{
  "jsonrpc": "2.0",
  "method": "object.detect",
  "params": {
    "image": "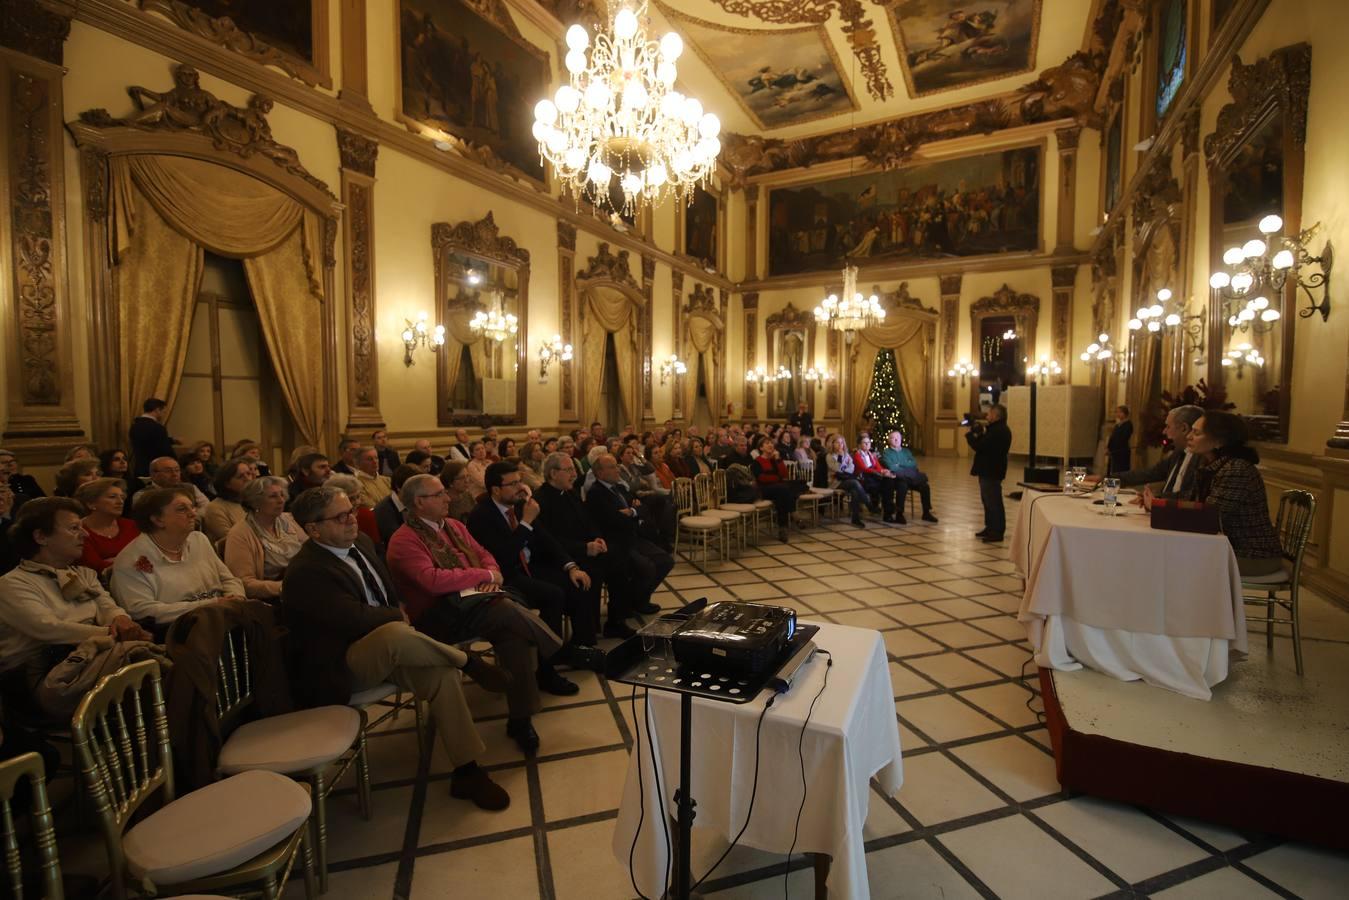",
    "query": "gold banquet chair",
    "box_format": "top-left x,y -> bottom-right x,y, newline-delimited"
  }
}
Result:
1241,490 -> 1316,675
713,467 -> 772,546
694,472 -> 745,556
213,627 -> 366,893
1,752 -> 63,900
672,476 -> 724,572
72,659 -> 315,900
794,458 -> 829,527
